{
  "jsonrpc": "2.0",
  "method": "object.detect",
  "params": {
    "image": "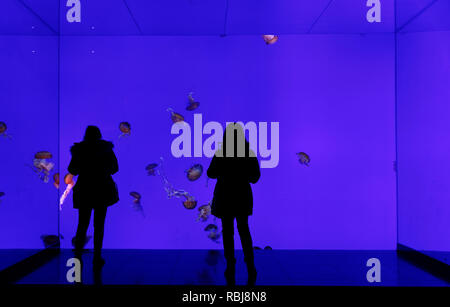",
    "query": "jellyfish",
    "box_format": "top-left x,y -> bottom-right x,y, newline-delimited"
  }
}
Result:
204,224 -> 217,232
208,232 -> 221,243
186,92 -> 200,111
204,223 -> 221,243
130,191 -> 141,201
40,235 -> 61,248
296,152 -> 310,167
30,151 -> 54,183
119,122 -> 131,138
145,163 -> 159,176
130,191 -> 145,217
182,194 -> 197,210
167,108 -> 184,123
59,174 -> 75,210
197,202 -> 211,222
264,246 -> 272,250
262,35 -> 279,45
154,157 -> 197,210
0,121 -> 12,139
185,164 -> 203,181
53,173 -> 60,189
